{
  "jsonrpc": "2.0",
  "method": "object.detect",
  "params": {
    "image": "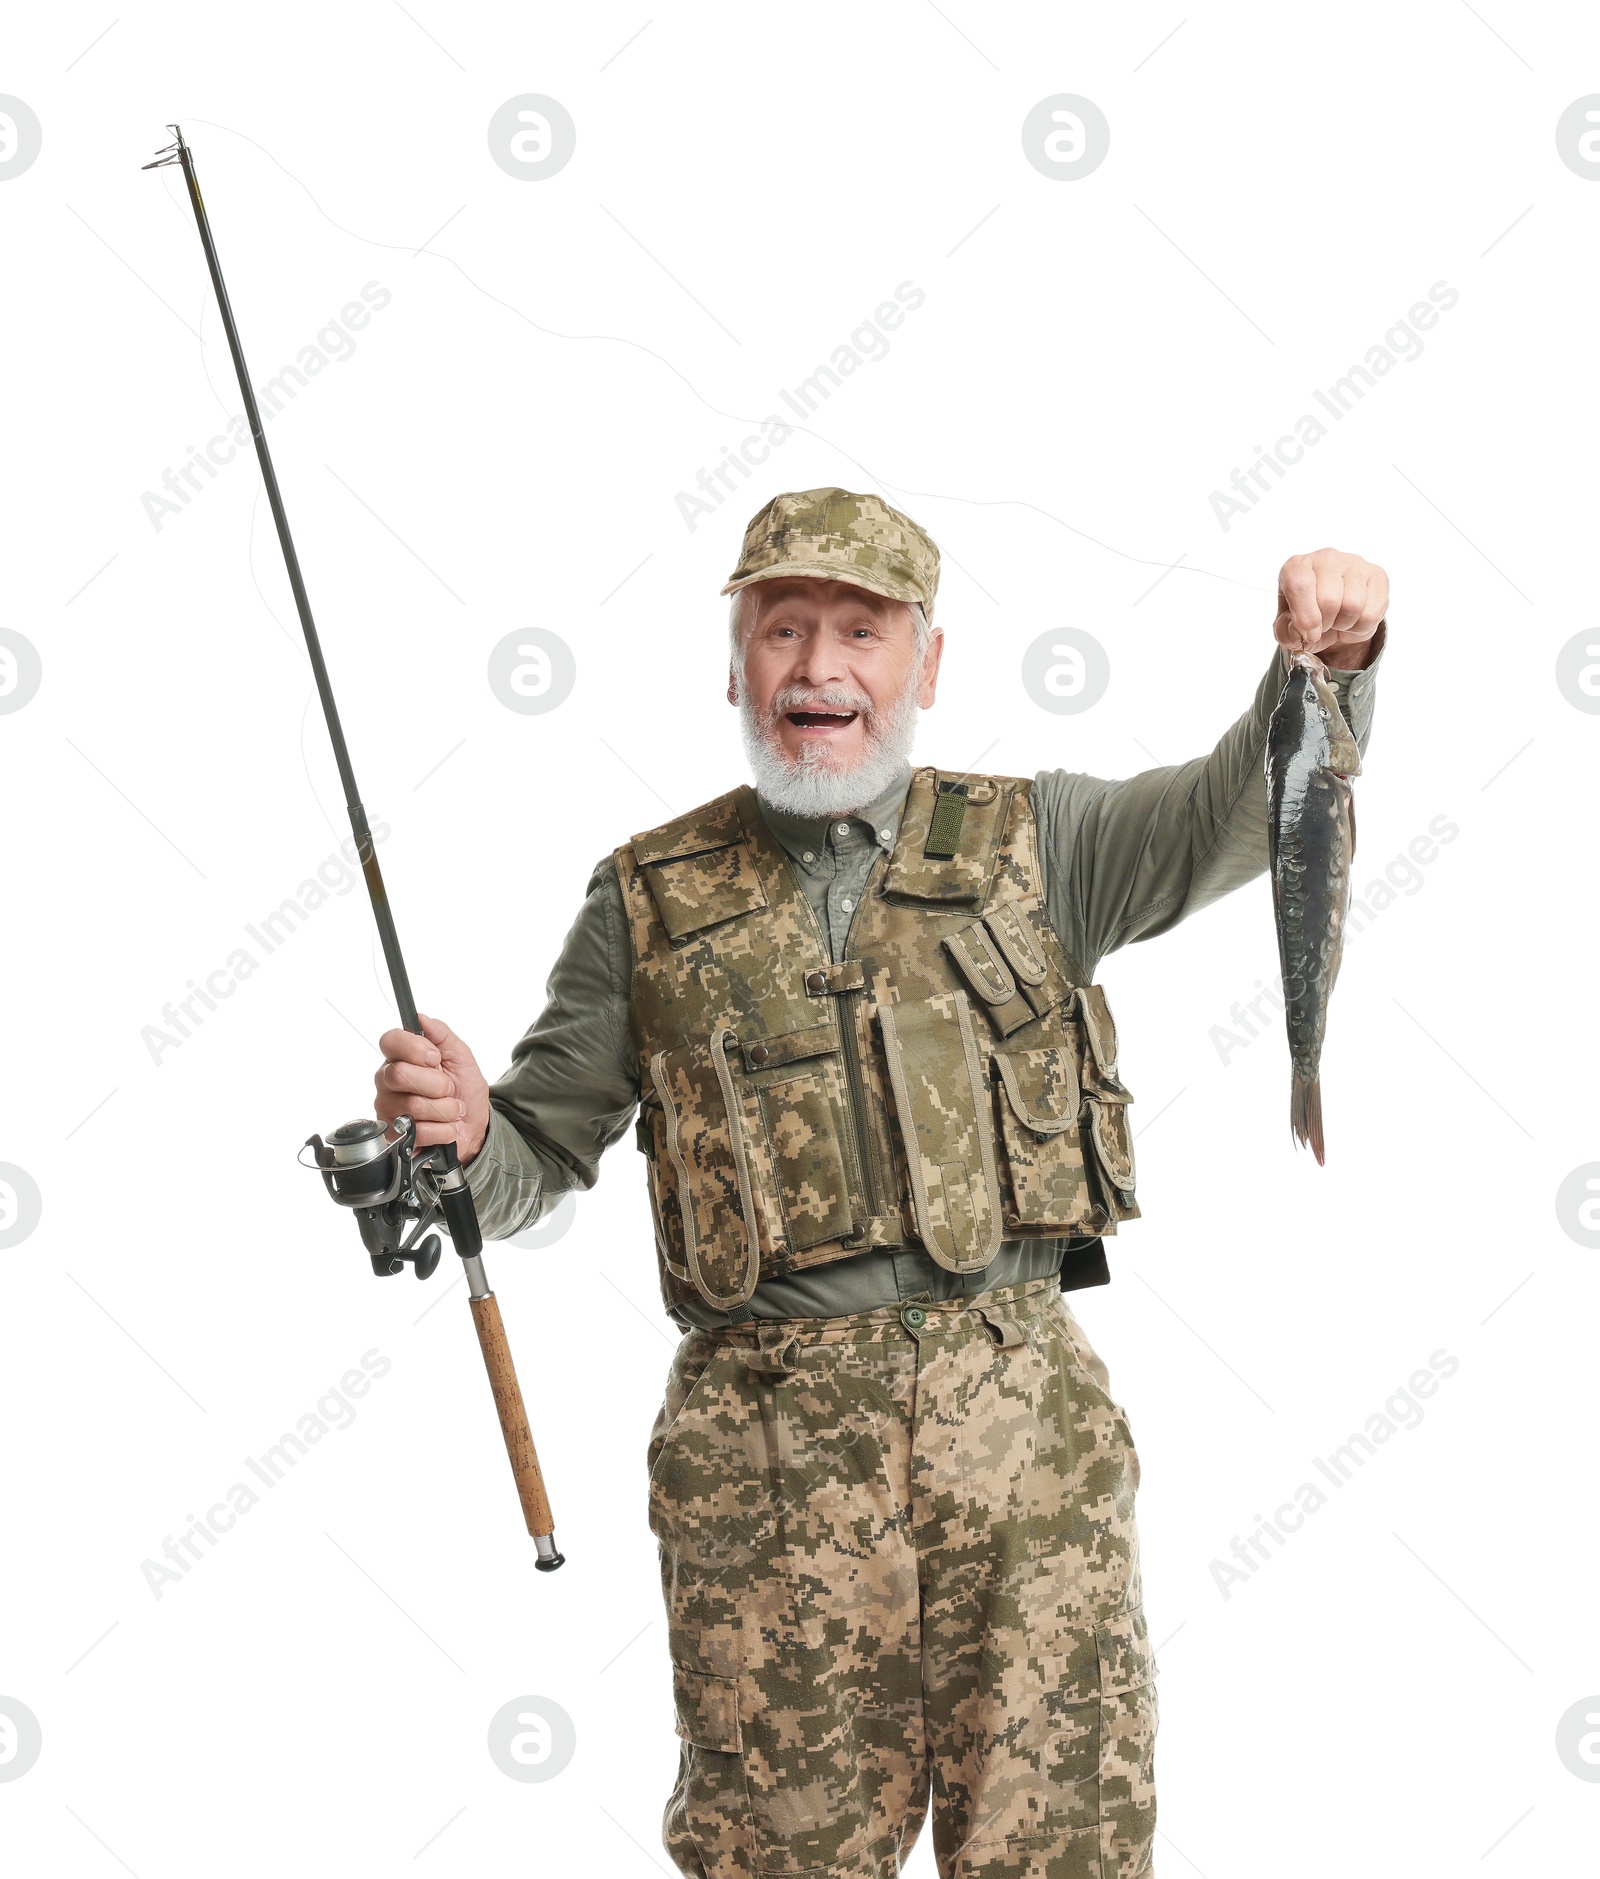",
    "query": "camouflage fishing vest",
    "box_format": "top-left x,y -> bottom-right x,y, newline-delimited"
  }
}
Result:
616,770 -> 1140,1316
